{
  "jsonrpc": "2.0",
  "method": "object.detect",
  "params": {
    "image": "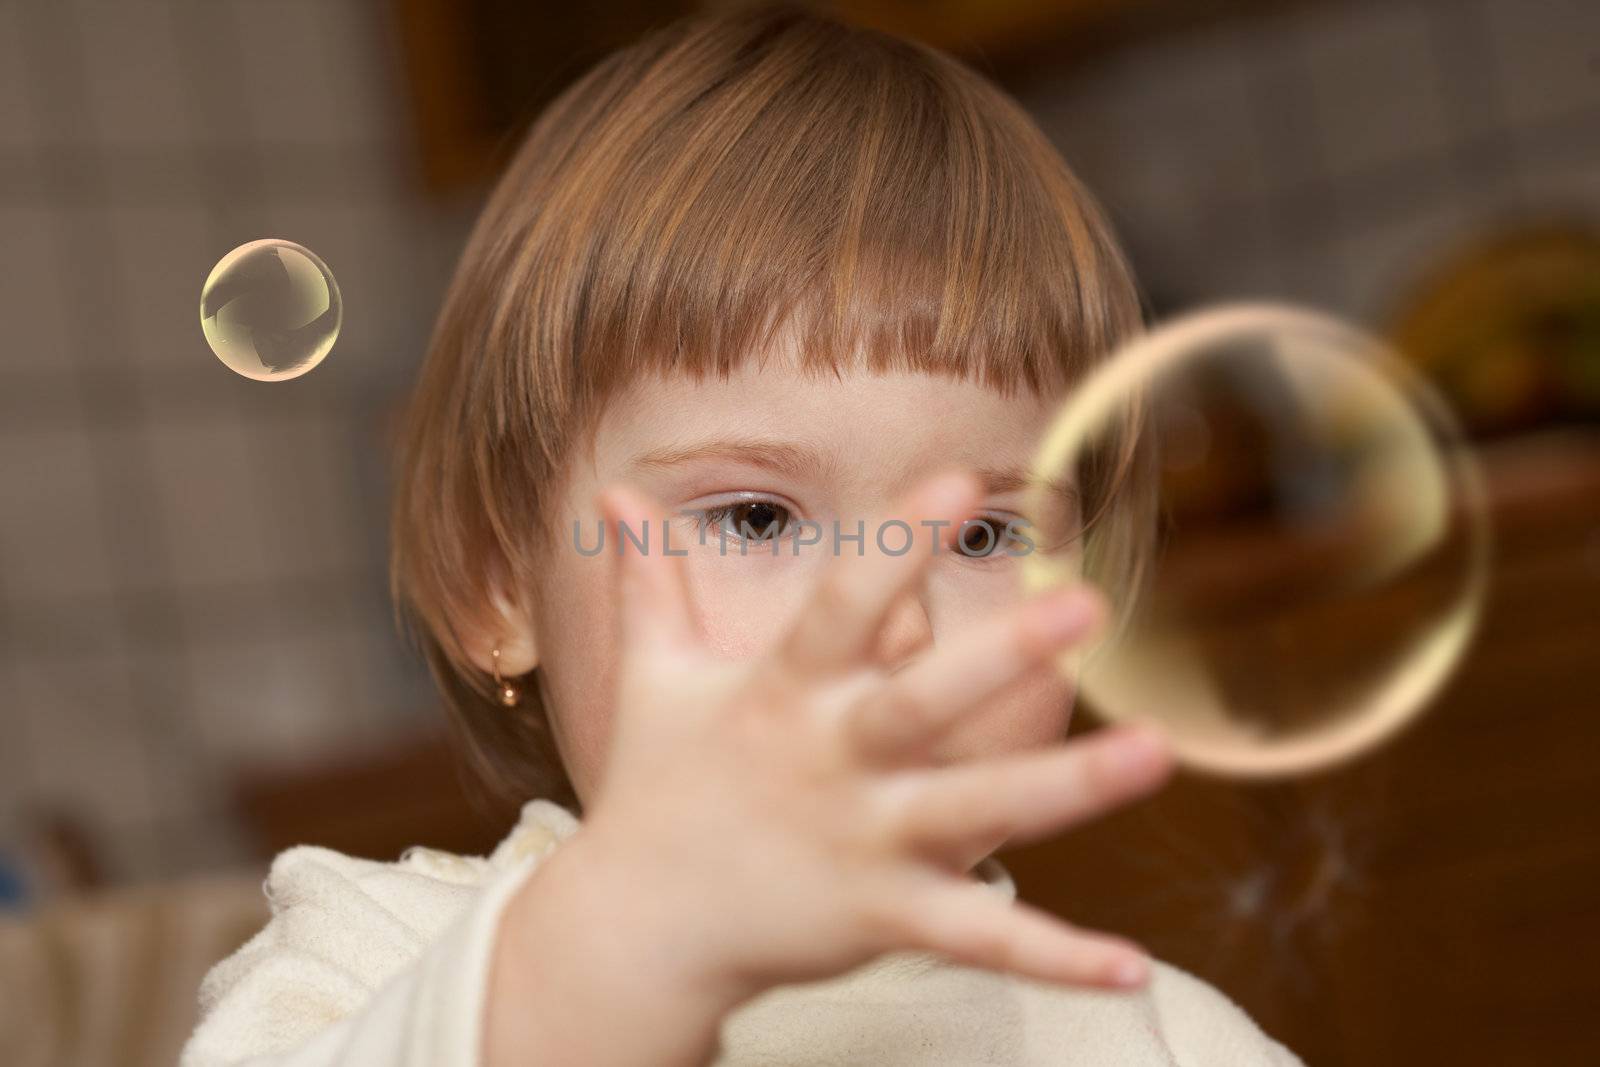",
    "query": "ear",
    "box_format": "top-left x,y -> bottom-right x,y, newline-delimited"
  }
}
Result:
462,580 -> 540,677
